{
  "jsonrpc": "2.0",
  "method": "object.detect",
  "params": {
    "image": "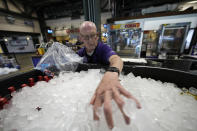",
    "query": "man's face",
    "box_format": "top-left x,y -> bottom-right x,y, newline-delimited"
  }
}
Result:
80,28 -> 98,53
